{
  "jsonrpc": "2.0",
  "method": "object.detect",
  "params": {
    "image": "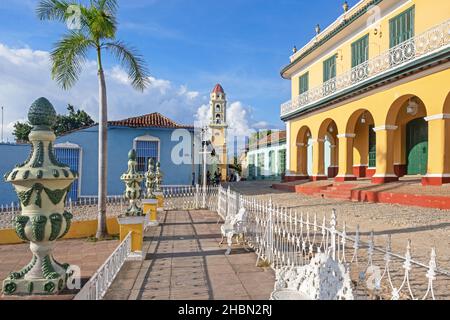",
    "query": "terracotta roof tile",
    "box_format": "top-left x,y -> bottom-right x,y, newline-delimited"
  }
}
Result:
212,84 -> 225,94
248,131 -> 286,150
108,112 -> 193,129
